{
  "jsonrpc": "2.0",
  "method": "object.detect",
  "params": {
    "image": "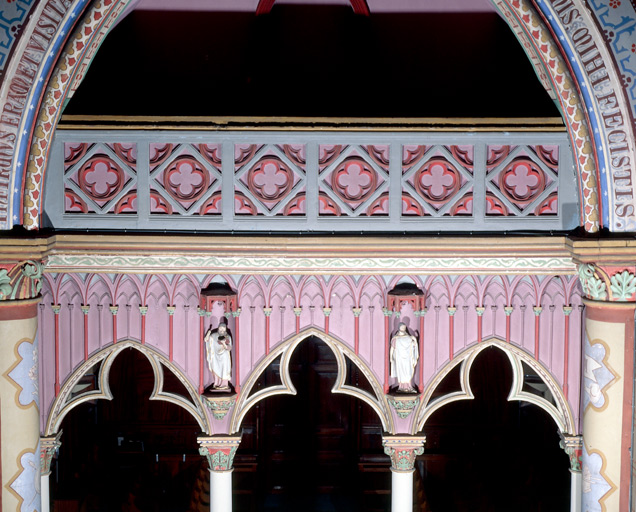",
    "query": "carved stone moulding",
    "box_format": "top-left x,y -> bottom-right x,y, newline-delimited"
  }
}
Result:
382,435 -> 426,473
577,263 -> 636,302
203,392 -> 237,420
200,282 -> 238,313
0,260 -> 43,300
